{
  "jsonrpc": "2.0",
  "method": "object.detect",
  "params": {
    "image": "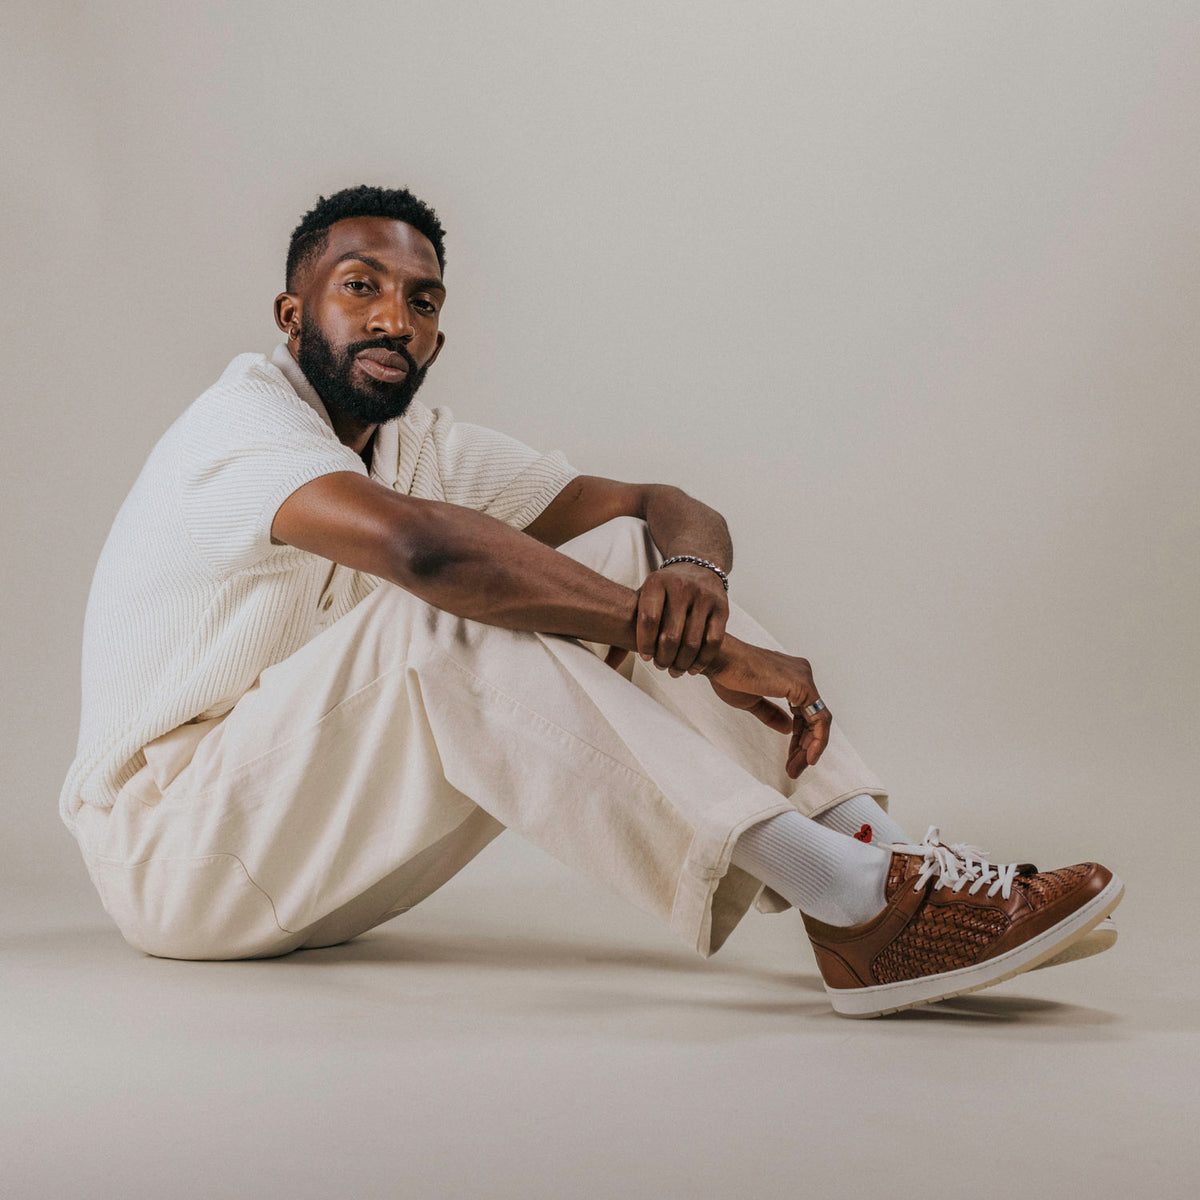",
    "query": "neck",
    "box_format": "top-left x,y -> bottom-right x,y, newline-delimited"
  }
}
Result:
274,341 -> 378,463
326,409 -> 378,460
